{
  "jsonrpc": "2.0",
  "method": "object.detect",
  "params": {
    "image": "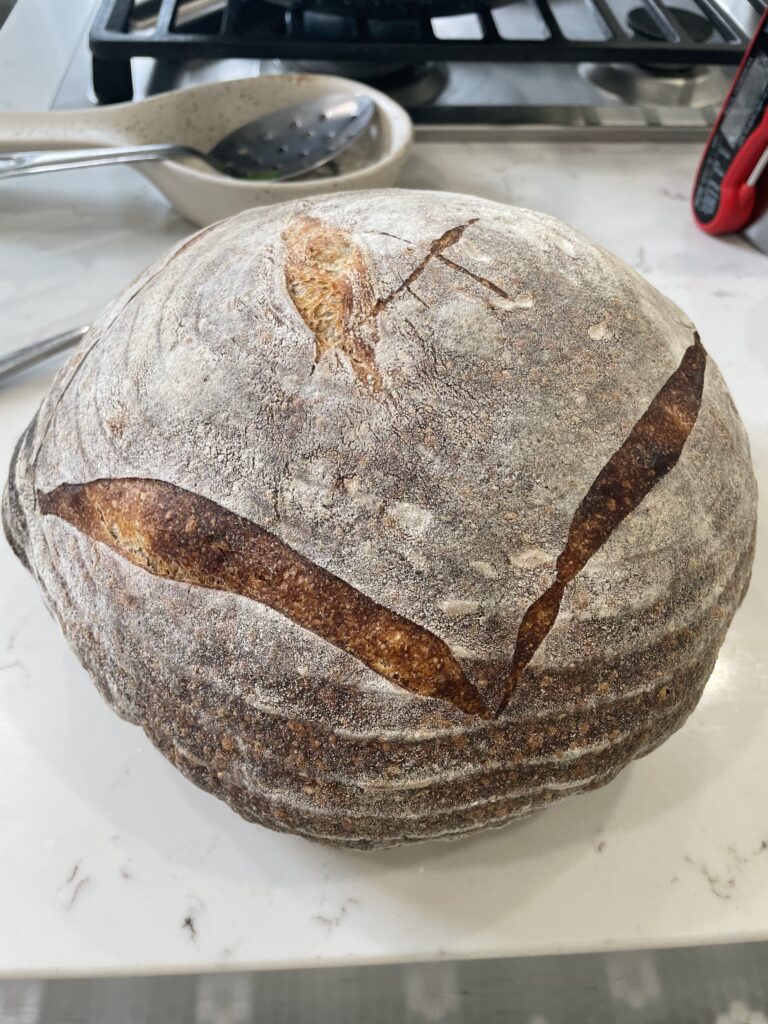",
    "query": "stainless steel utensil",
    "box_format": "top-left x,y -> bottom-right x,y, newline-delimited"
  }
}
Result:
0,77 -> 411,225
0,326 -> 89,386
0,94 -> 375,182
